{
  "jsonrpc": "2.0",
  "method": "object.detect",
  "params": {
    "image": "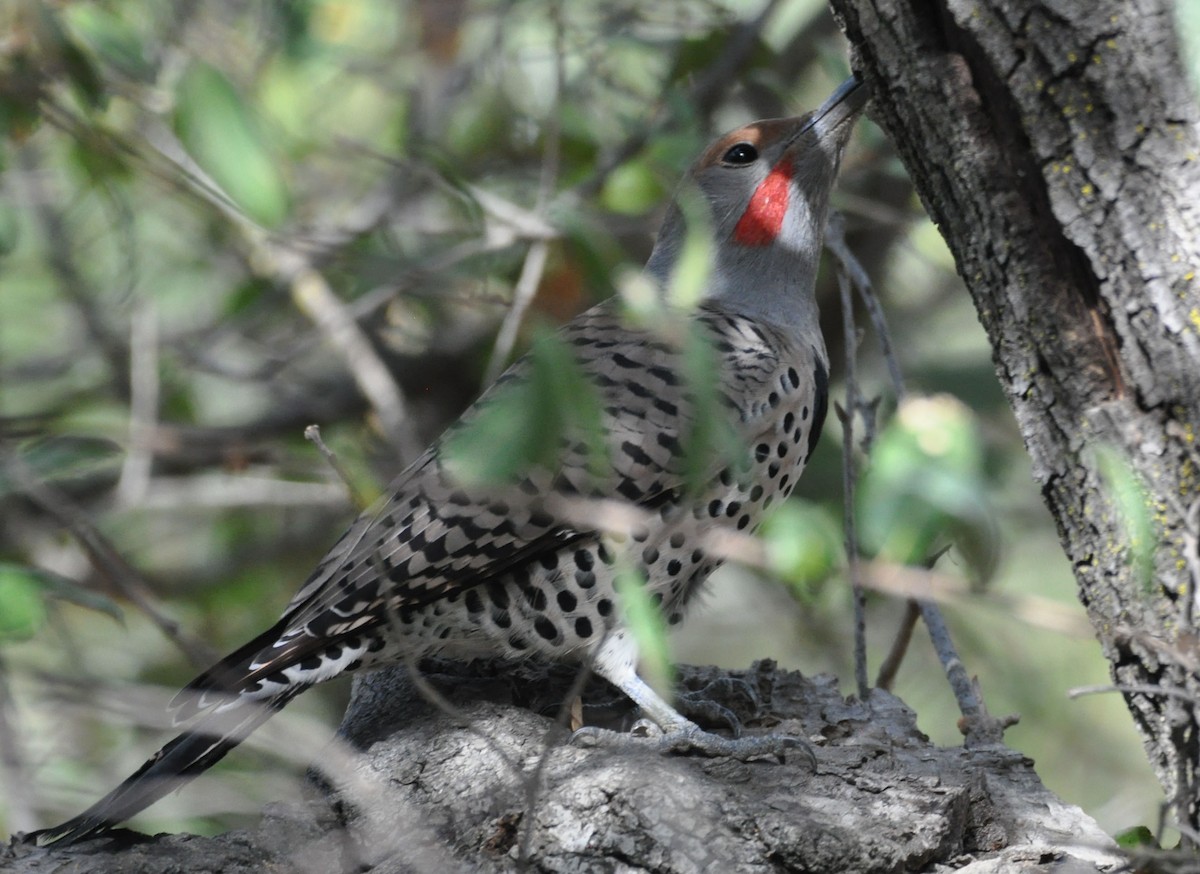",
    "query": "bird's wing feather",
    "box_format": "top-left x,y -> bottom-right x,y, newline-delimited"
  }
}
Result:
177,301 -> 793,712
